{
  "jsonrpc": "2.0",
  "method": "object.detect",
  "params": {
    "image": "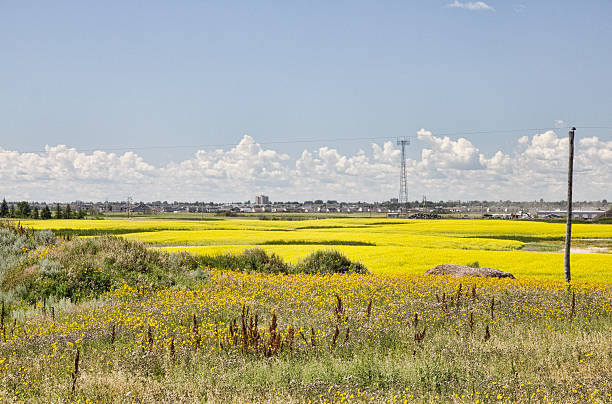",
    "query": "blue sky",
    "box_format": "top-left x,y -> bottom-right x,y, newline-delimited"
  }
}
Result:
1,1 -> 611,202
